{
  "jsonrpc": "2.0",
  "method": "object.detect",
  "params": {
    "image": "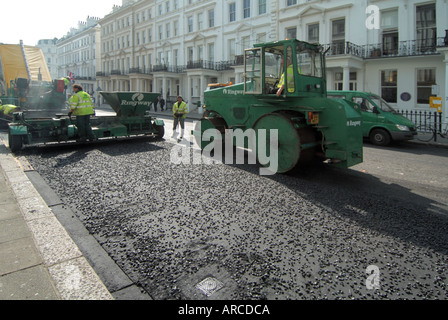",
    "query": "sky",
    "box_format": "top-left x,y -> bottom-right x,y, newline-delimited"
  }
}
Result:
0,0 -> 120,46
